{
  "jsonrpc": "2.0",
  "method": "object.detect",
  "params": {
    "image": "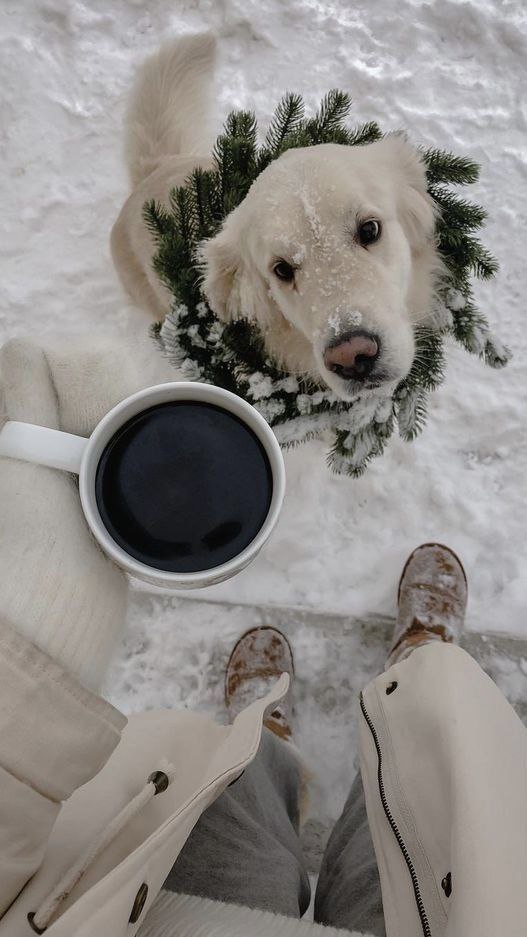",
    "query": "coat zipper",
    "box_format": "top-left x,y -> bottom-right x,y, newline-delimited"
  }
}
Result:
360,692 -> 432,937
